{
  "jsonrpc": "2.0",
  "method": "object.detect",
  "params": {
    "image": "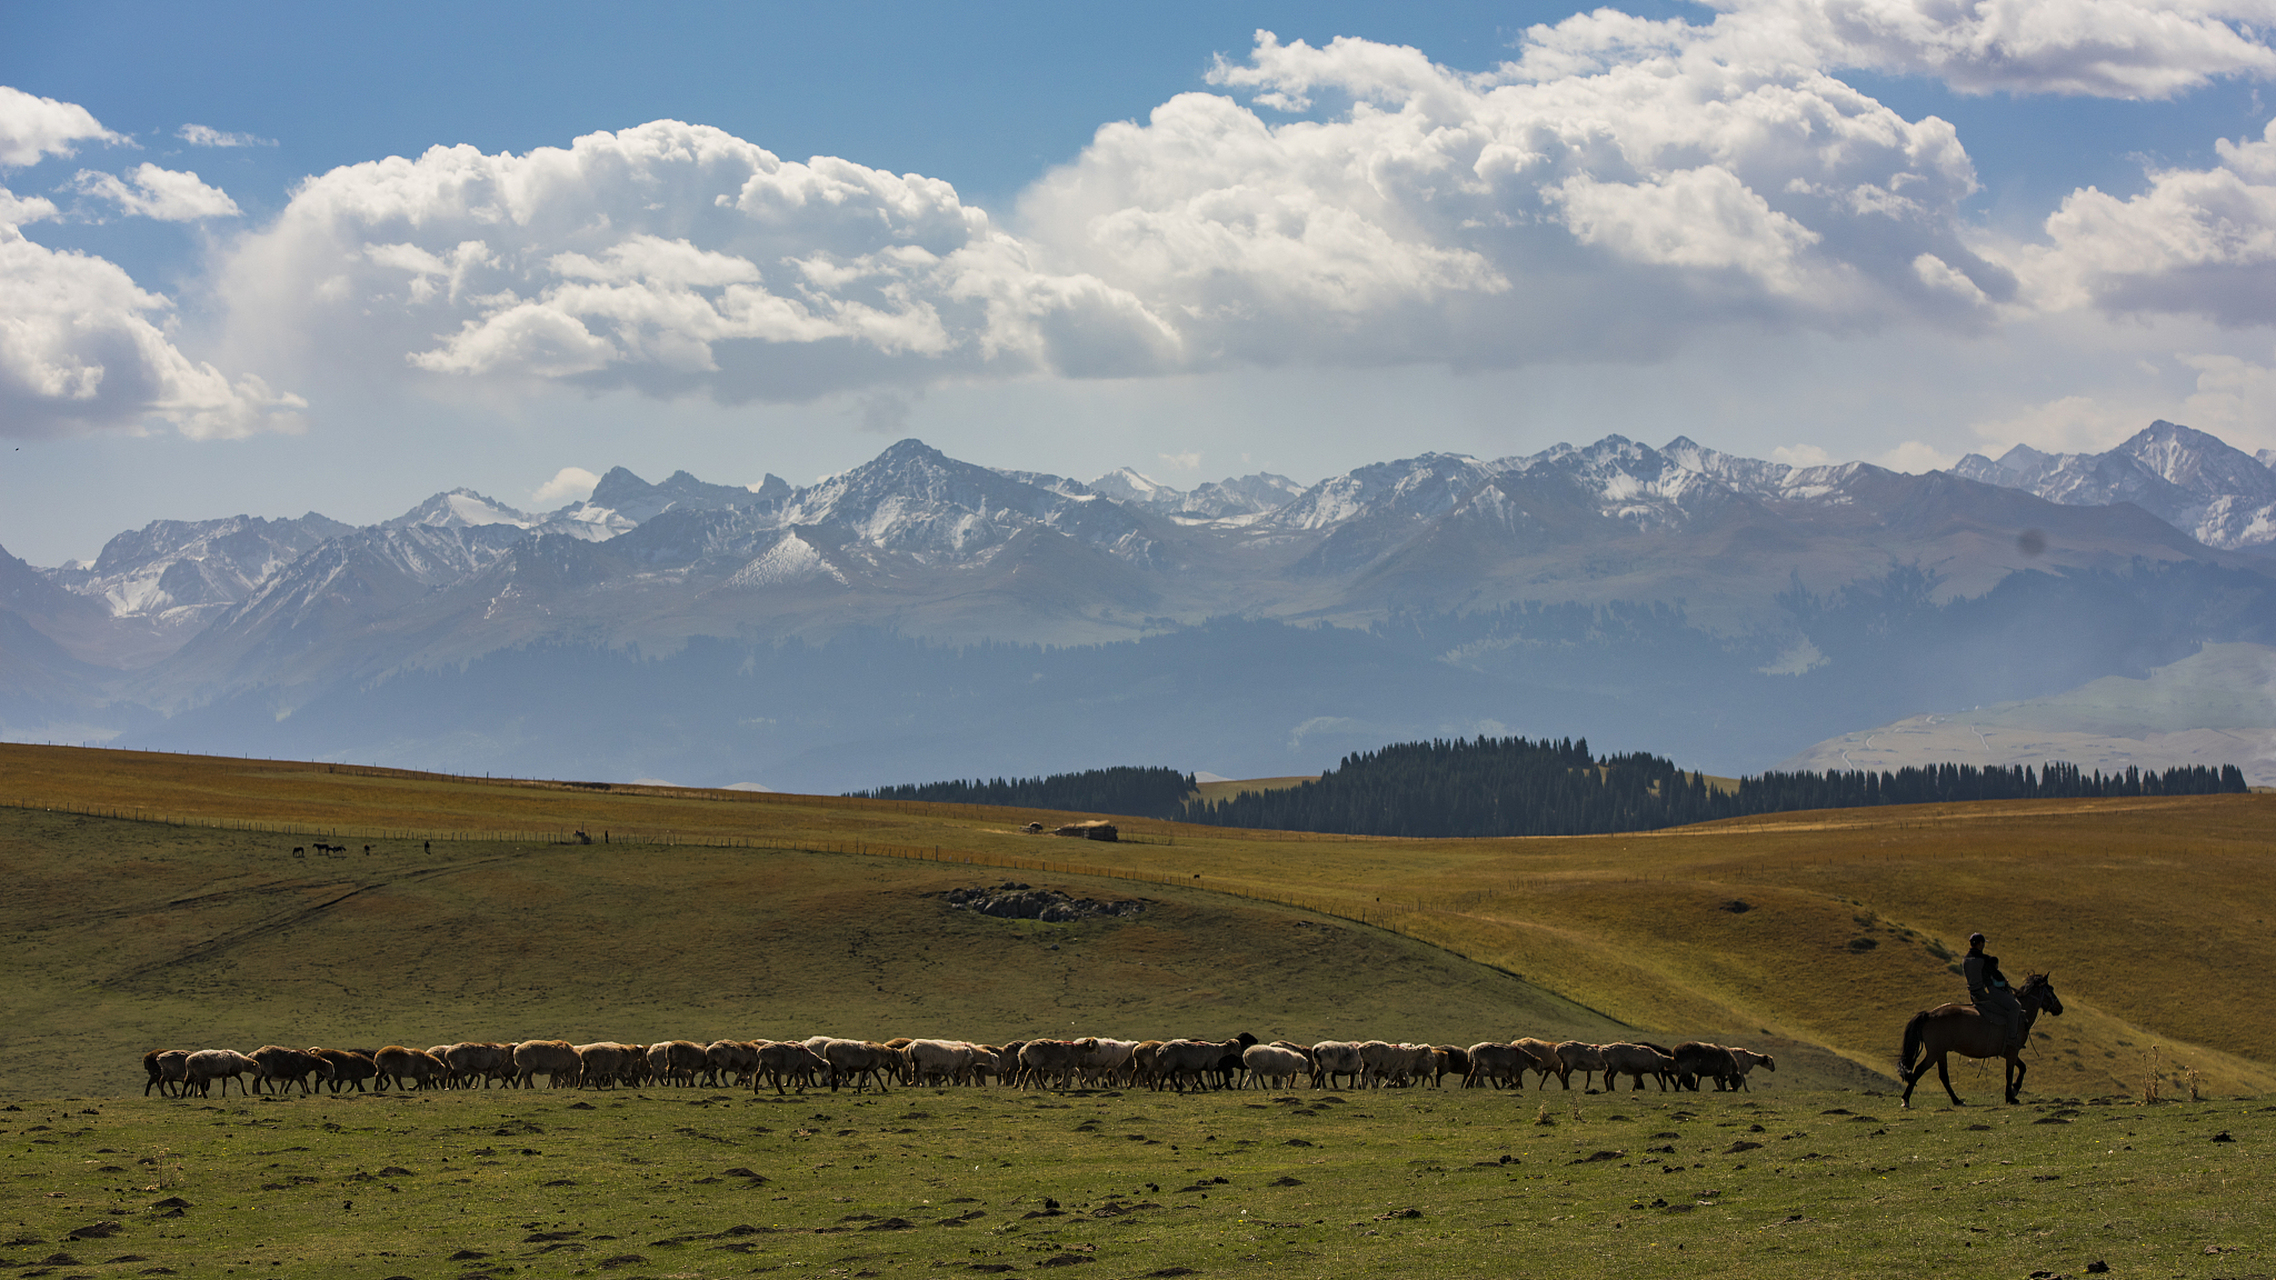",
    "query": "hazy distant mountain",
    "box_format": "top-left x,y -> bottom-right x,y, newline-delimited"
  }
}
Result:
40,513 -> 350,667
6,426 -> 2275,788
1955,421 -> 2276,552
1778,642 -> 2276,785
1085,467 -> 1304,520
